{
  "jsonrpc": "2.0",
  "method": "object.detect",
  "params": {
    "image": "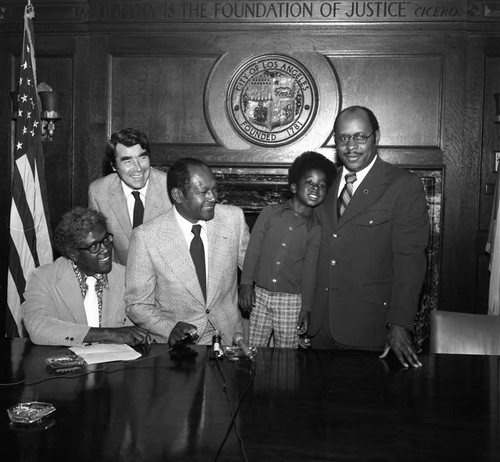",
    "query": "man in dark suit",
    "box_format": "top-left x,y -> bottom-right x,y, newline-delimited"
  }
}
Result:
308,106 -> 429,368
88,128 -> 171,265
